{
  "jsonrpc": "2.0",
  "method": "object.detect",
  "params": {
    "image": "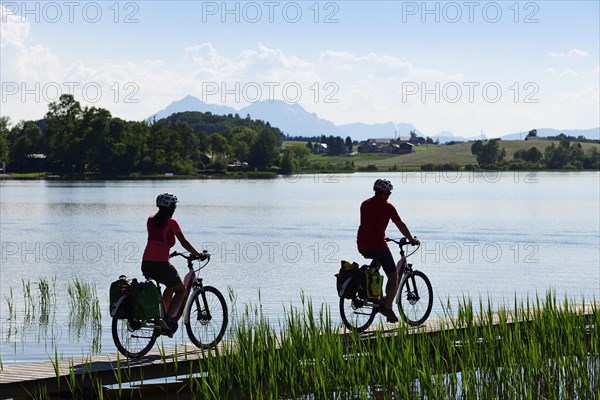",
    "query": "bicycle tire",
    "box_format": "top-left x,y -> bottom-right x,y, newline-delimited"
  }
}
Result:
339,296 -> 377,333
185,286 -> 228,348
111,296 -> 159,358
397,270 -> 433,326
